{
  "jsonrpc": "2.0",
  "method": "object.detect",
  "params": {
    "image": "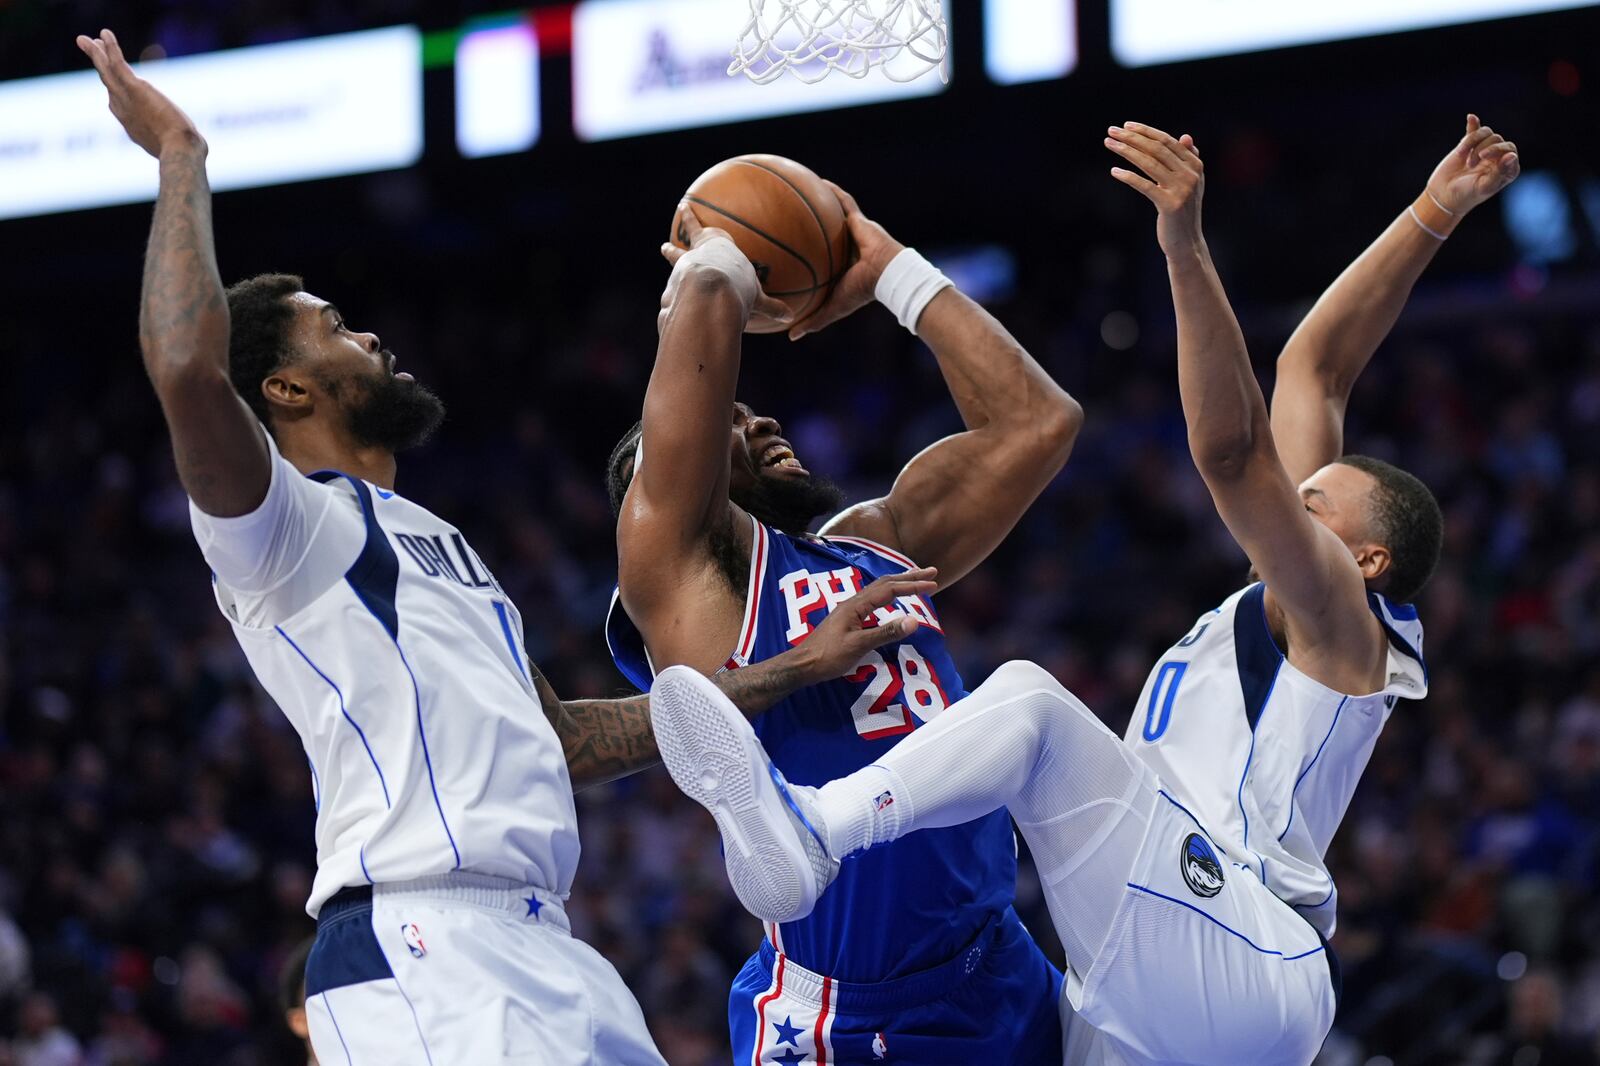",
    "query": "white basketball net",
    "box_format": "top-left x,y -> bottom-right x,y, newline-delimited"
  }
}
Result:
730,0 -> 948,85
